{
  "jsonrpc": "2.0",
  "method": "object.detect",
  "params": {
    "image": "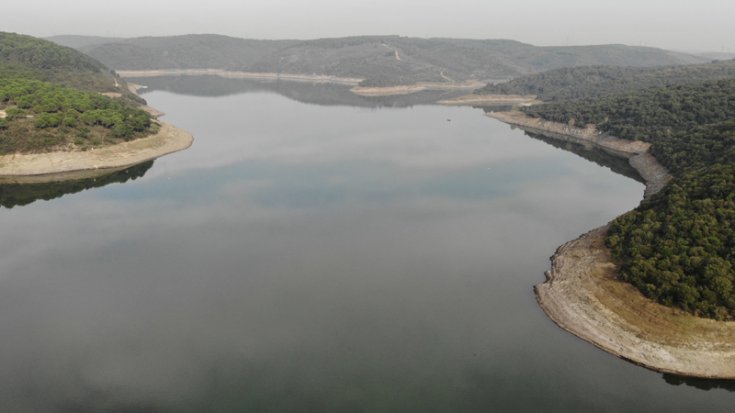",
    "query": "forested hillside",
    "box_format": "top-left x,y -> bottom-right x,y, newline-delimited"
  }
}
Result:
476,60 -> 735,101
74,35 -> 298,72
0,32 -> 154,153
52,34 -> 706,86
524,80 -> 735,319
1,32 -> 133,96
